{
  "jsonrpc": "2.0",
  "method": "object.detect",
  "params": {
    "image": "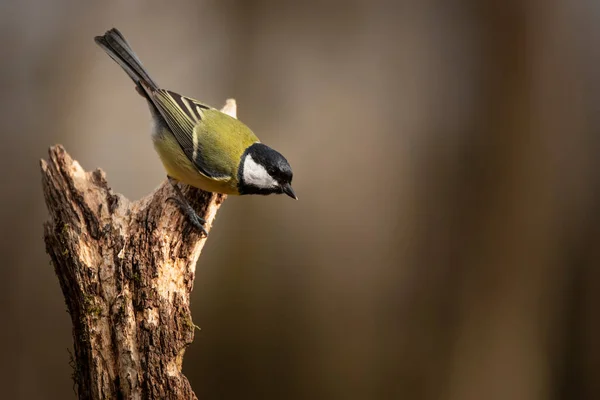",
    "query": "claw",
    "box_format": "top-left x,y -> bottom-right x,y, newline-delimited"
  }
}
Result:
166,196 -> 180,205
187,214 -> 209,237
